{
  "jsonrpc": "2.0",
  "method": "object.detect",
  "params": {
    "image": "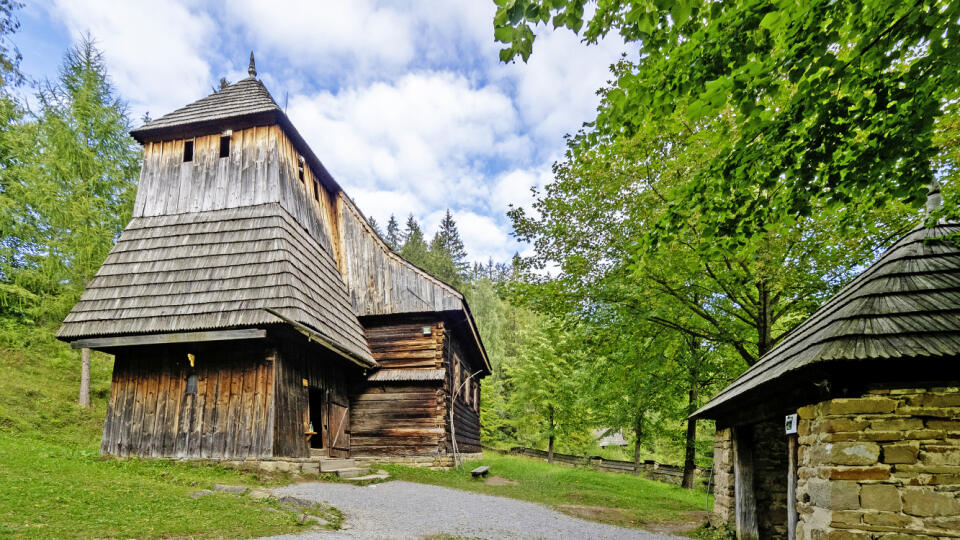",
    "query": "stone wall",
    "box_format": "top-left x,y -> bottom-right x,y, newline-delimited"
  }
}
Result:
711,427 -> 736,529
796,386 -> 960,539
